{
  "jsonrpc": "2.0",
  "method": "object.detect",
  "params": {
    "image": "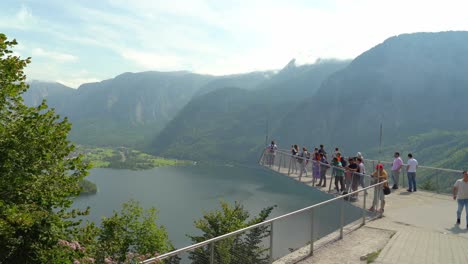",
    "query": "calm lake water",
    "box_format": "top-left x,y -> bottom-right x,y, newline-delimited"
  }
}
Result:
73,164 -> 361,258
